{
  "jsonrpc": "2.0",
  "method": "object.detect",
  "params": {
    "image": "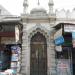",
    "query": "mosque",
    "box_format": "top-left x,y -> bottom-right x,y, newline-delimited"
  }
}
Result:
0,0 -> 75,75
